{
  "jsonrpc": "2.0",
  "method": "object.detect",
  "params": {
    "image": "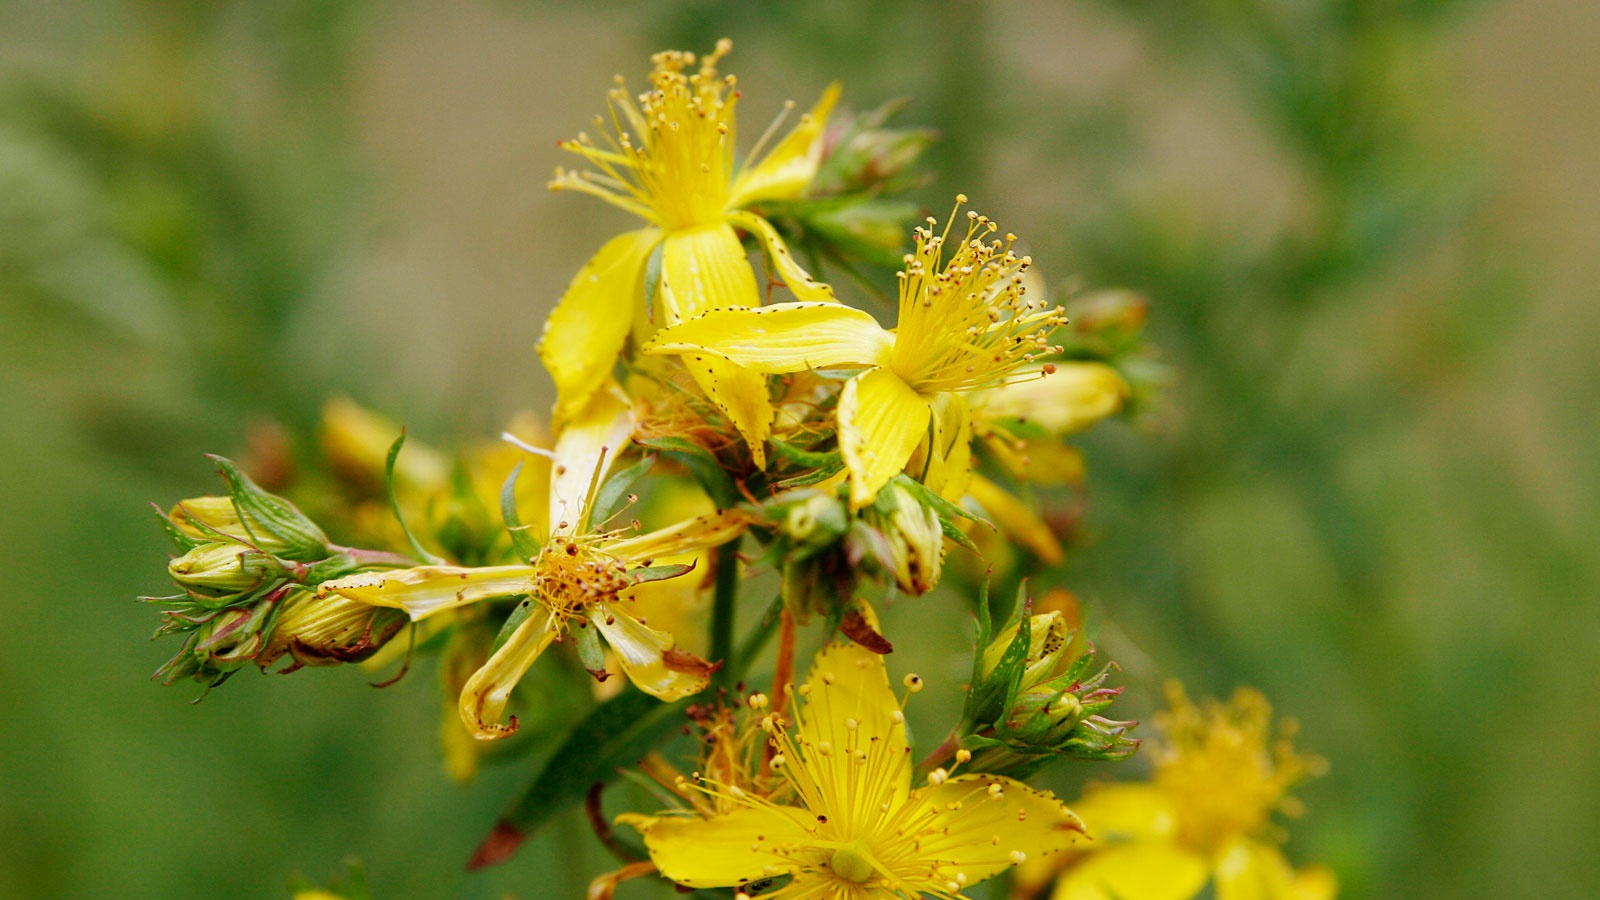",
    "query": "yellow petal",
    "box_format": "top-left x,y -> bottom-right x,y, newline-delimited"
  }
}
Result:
838,367 -> 930,509
966,474 -> 1064,566
794,641 -> 912,817
975,362 -> 1128,435
549,382 -> 636,536
981,432 -> 1088,486
659,223 -> 760,322
606,511 -> 751,562
920,392 -> 973,501
458,603 -> 557,740
539,228 -> 660,421
727,82 -> 841,208
1071,783 -> 1182,844
683,353 -> 775,470
318,566 -> 535,621
1214,838 -> 1304,900
726,209 -> 836,303
1293,865 -> 1339,900
913,774 -> 1085,885
591,601 -> 712,700
638,805 -> 813,889
643,301 -> 891,373
1051,844 -> 1209,900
